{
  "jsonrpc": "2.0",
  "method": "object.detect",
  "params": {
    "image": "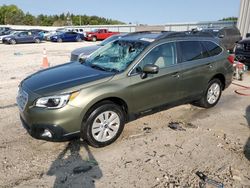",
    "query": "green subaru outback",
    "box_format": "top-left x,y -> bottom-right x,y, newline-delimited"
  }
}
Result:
17,31 -> 234,147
